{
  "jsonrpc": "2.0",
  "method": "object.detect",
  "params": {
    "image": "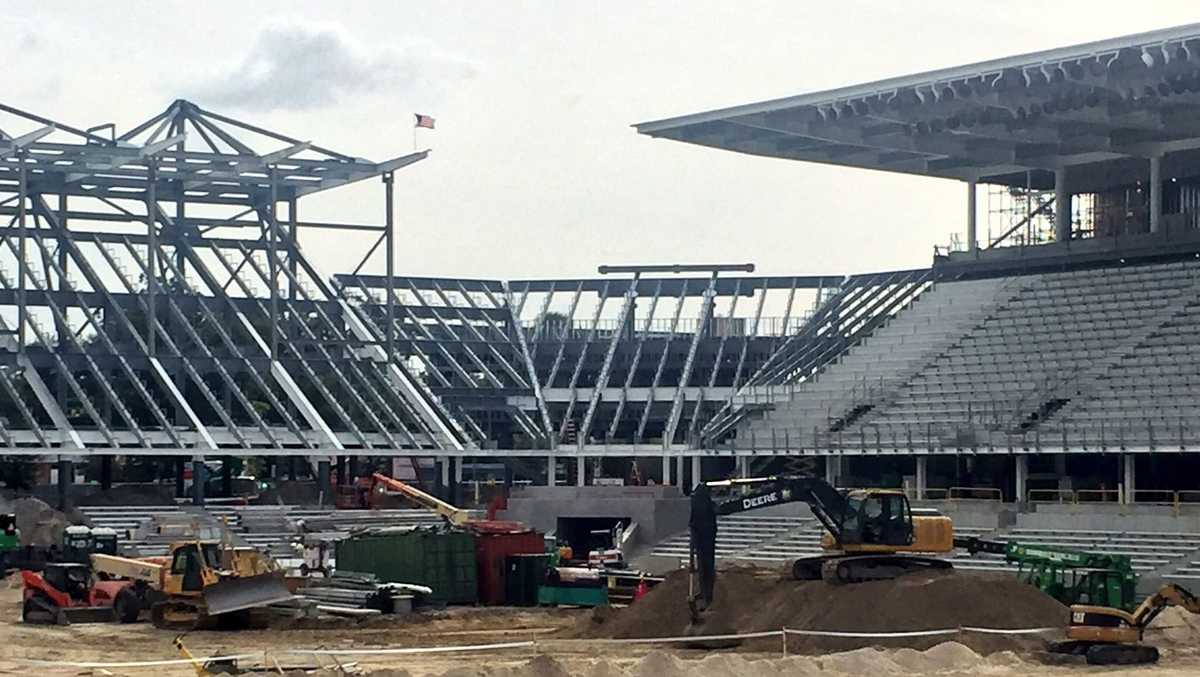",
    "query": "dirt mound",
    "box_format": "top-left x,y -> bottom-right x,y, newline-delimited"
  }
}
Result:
578,564 -> 1066,653
12,497 -> 76,547
1146,606 -> 1200,646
